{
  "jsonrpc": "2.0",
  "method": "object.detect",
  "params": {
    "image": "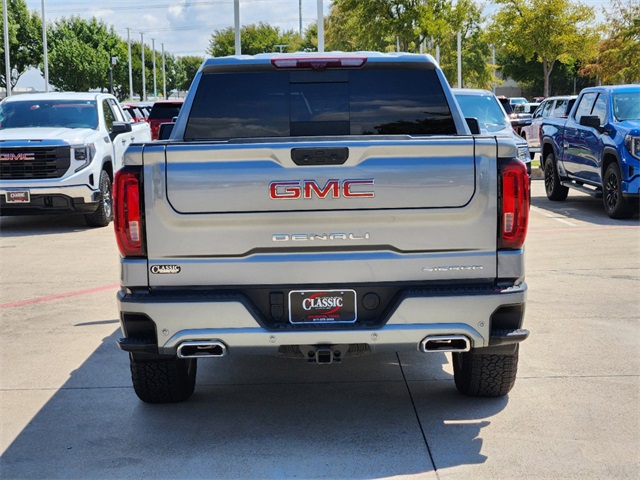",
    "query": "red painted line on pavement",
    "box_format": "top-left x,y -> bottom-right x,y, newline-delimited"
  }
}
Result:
1,284 -> 119,309
529,225 -> 640,234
